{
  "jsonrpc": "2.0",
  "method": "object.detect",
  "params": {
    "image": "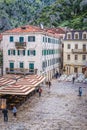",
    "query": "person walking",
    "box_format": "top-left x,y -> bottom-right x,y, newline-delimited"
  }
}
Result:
72,77 -> 75,84
12,106 -> 17,117
79,87 -> 82,96
38,87 -> 42,97
48,81 -> 51,89
2,108 -> 8,122
55,71 -> 59,79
